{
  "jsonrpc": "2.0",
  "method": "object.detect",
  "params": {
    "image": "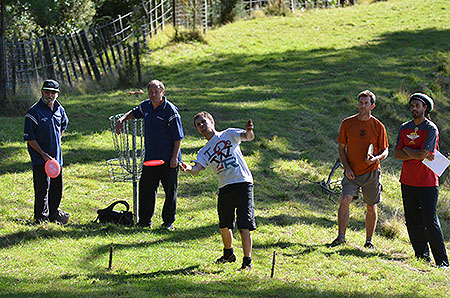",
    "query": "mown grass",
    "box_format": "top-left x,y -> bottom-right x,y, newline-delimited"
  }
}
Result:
1,0 -> 450,297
